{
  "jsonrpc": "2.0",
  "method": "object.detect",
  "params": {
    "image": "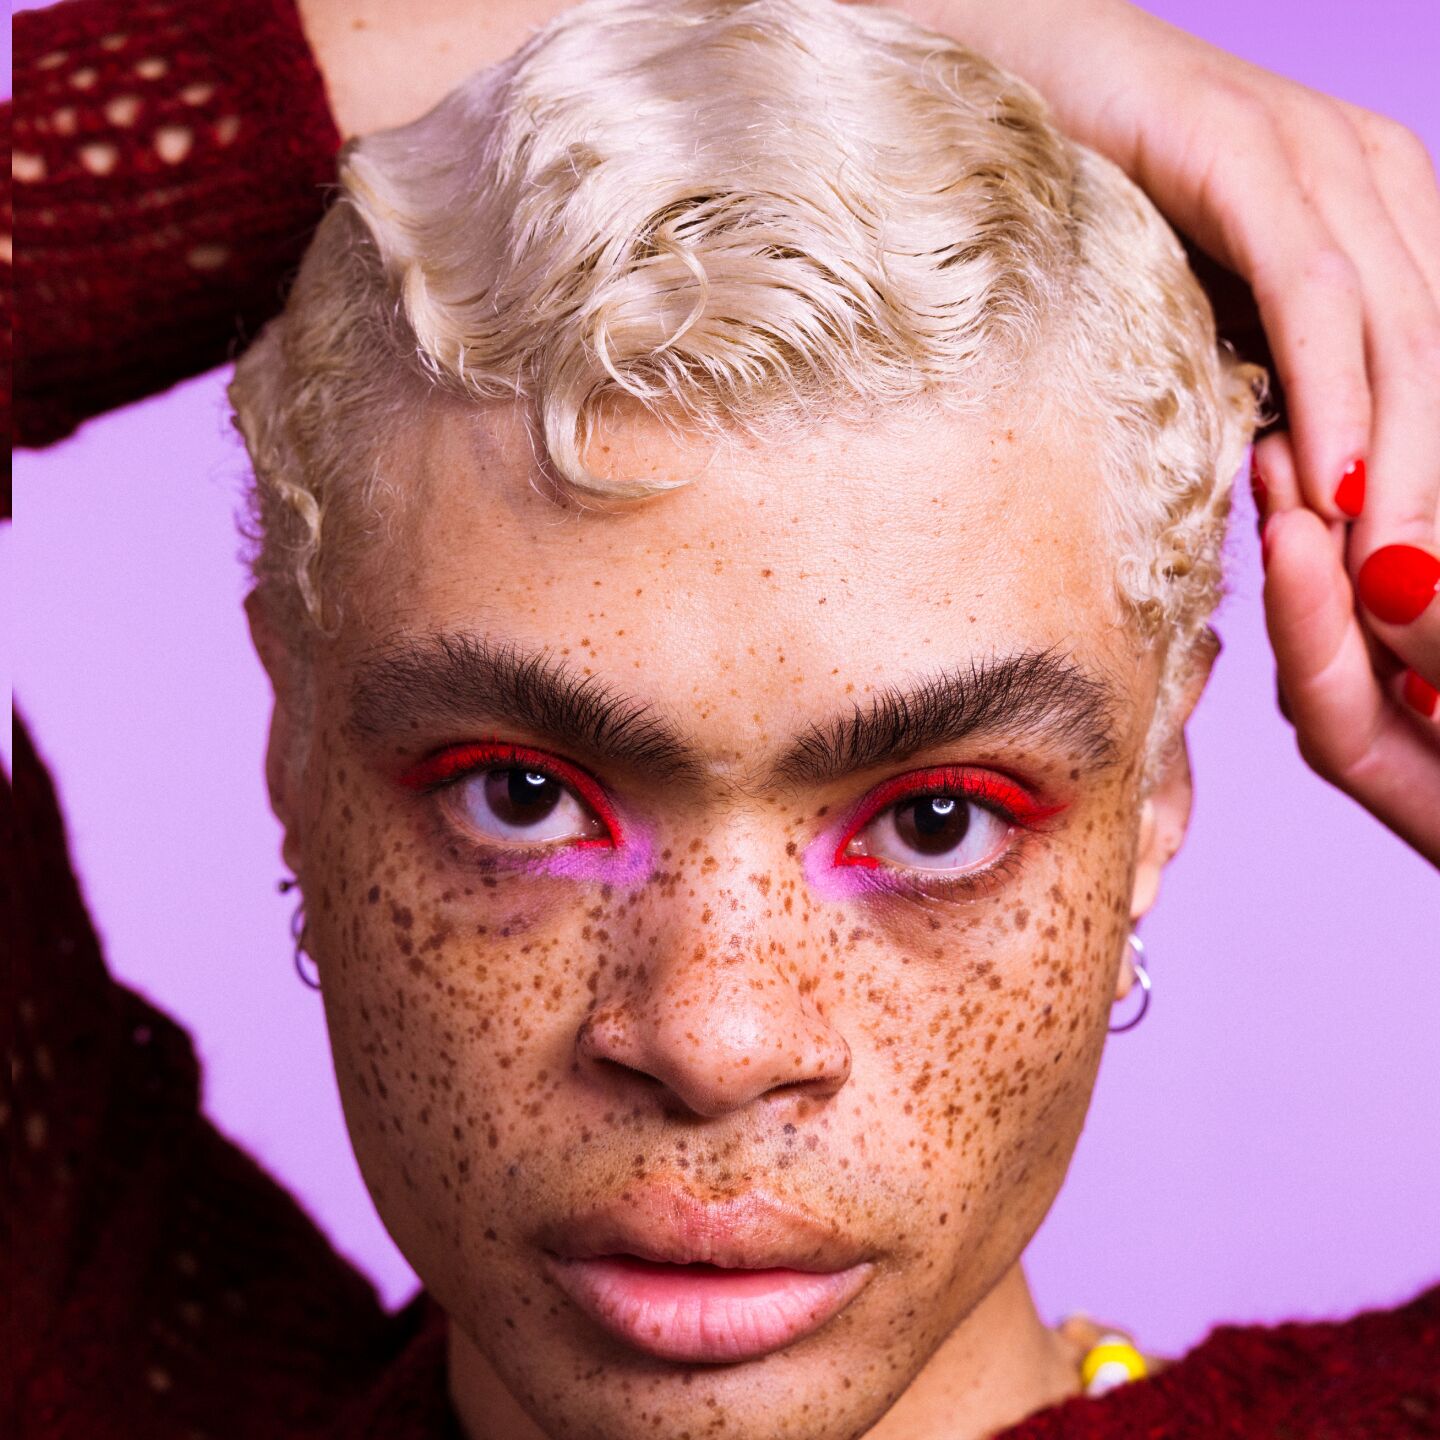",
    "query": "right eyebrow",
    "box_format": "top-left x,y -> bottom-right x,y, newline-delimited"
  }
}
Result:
768,648 -> 1121,788
347,631 -> 707,785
